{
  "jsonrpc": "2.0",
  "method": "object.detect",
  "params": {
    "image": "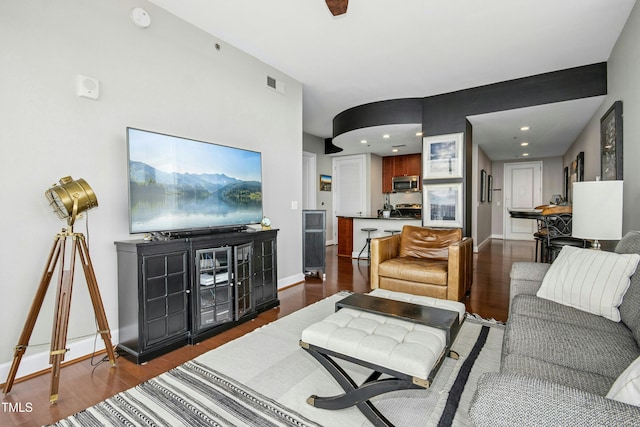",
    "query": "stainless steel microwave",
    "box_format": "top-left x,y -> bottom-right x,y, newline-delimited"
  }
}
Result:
392,175 -> 420,192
